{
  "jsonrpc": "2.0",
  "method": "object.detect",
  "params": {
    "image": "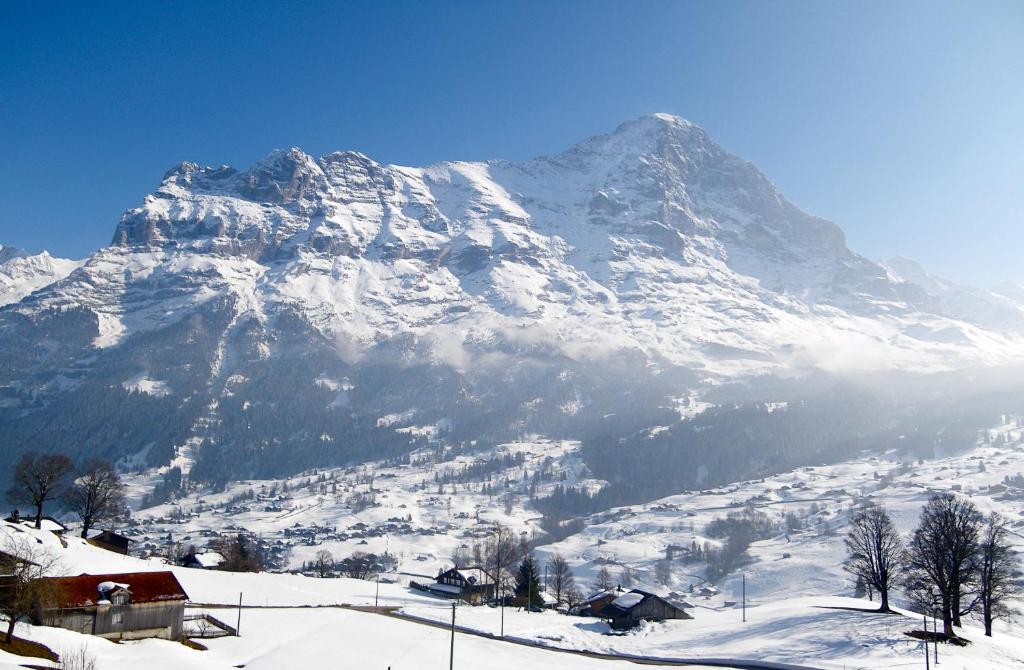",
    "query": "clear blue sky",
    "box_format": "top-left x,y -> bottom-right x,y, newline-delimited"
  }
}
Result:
1,1 -> 1021,286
